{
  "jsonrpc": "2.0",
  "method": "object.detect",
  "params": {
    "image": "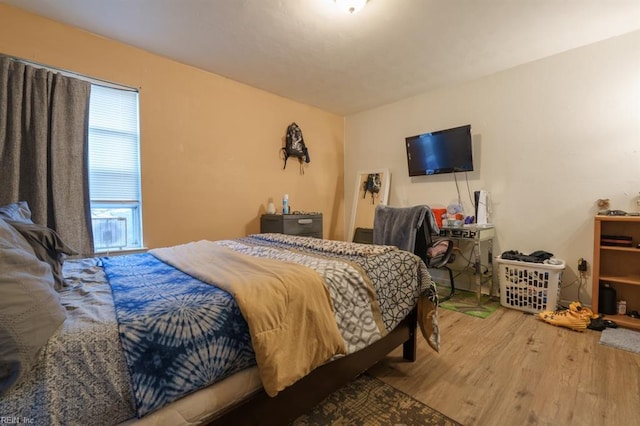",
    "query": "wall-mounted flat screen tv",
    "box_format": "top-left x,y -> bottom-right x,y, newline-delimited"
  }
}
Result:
405,124 -> 473,176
